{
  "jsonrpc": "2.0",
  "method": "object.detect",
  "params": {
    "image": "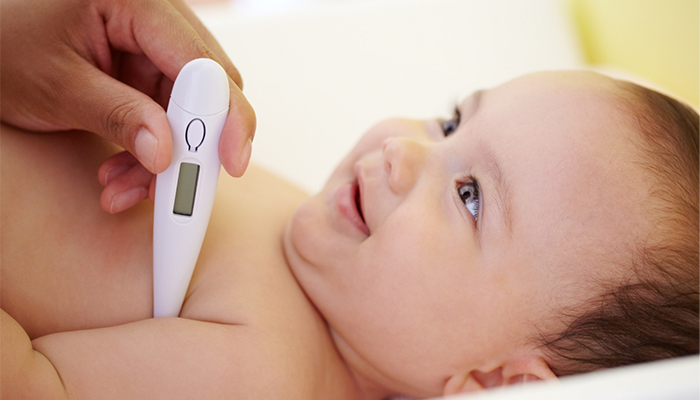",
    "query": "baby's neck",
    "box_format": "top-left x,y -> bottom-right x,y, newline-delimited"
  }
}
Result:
328,329 -> 404,400
280,228 -> 393,400
315,326 -> 395,400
